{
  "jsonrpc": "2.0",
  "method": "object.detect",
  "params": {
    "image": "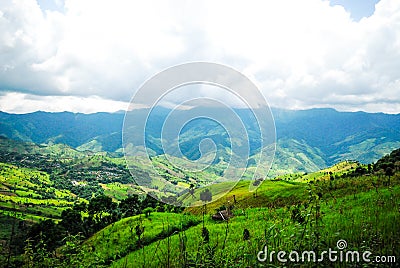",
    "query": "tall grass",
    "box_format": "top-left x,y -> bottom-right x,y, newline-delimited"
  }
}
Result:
110,175 -> 399,267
